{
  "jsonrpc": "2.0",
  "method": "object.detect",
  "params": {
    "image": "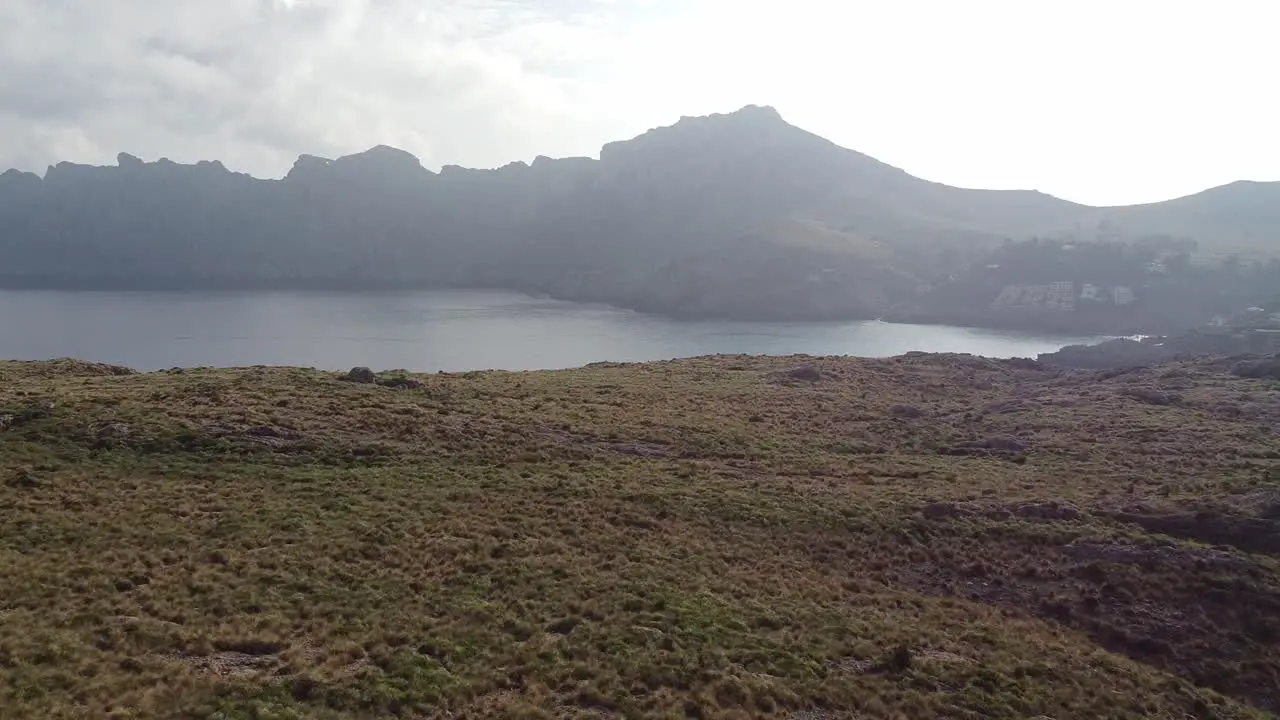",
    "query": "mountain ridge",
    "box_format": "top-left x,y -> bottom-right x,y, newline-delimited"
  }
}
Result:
1,105 -> 1277,328
8,104 -> 1275,209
